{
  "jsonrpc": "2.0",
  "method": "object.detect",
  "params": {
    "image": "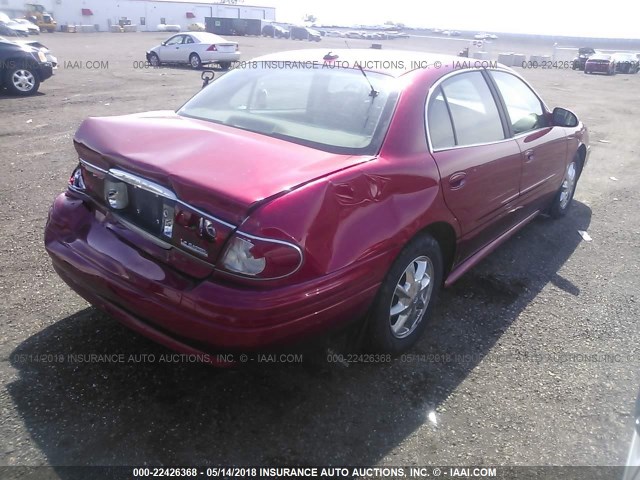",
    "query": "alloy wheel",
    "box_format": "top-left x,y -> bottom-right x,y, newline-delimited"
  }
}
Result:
12,69 -> 36,92
389,255 -> 434,339
559,161 -> 577,210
